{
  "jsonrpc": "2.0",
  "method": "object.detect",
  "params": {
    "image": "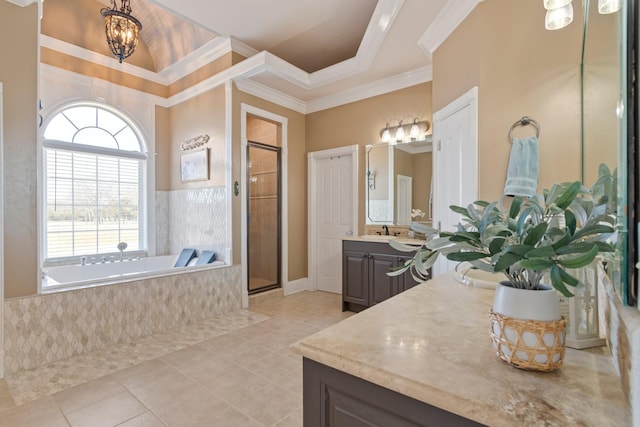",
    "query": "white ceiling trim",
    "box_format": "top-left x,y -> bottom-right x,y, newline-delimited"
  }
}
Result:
157,37 -> 258,83
305,65 -> 433,114
41,35 -> 173,85
40,63 -> 168,109
306,0 -> 404,87
5,0 -> 37,6
165,53 -> 268,107
418,0 -> 484,57
234,79 -> 307,114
